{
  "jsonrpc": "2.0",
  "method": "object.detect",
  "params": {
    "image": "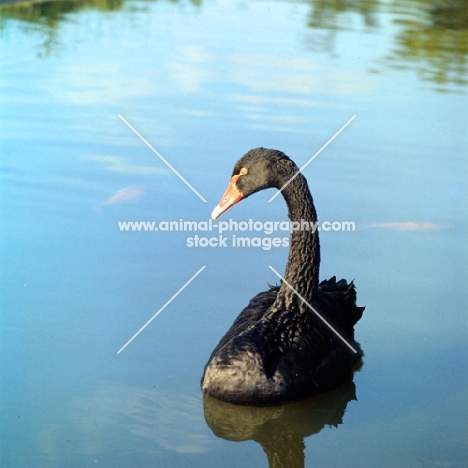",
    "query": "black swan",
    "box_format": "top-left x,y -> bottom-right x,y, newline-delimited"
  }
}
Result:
201,148 -> 364,406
